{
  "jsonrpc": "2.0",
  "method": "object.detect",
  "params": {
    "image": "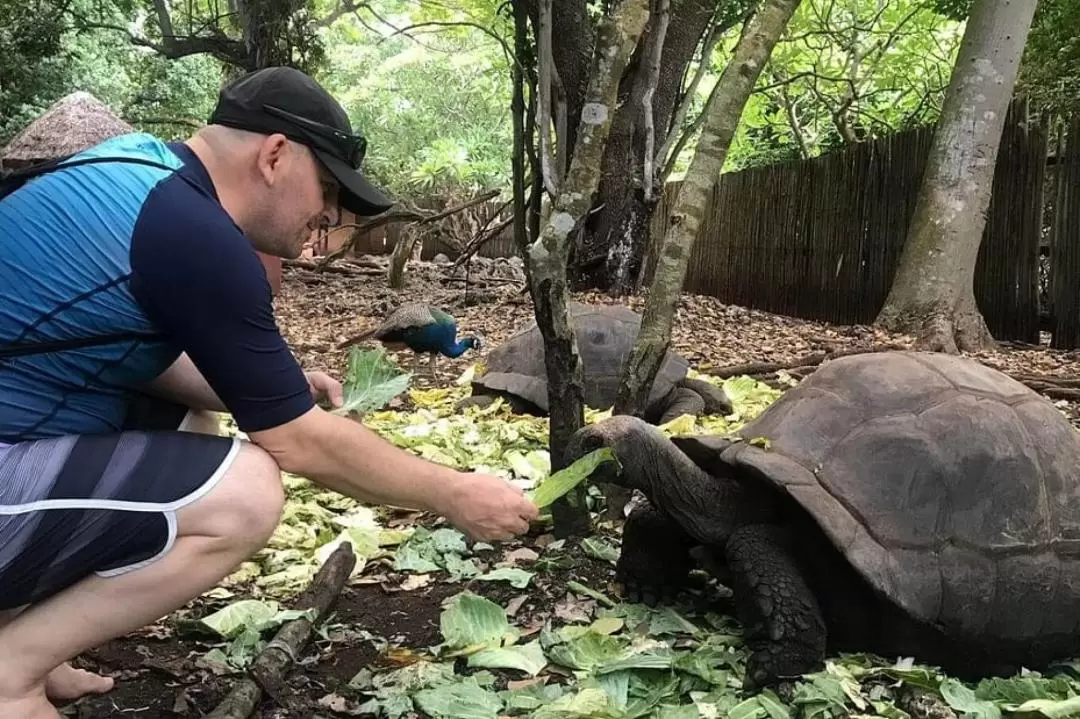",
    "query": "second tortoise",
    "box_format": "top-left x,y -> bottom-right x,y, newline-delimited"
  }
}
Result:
456,302 -> 731,424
